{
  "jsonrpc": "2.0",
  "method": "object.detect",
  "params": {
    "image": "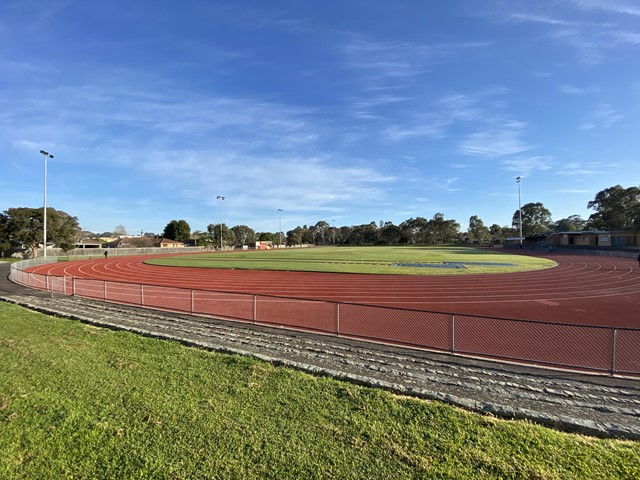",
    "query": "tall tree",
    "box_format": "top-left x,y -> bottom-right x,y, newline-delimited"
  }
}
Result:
257,232 -> 276,243
286,227 -> 304,246
553,215 -> 587,232
380,223 -> 401,244
399,217 -> 430,244
113,225 -> 127,237
511,202 -> 553,236
467,215 -> 490,244
0,207 -> 81,257
488,224 -> 516,244
310,221 -> 330,245
362,222 -> 379,244
208,223 -> 232,248
162,219 -> 191,242
230,225 -> 255,245
587,185 -> 640,231
428,213 -> 460,244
